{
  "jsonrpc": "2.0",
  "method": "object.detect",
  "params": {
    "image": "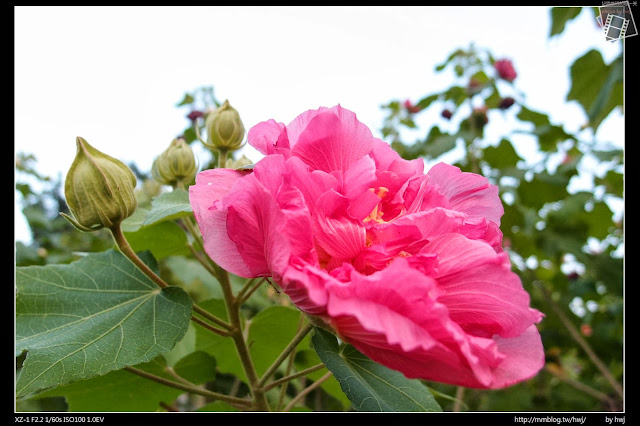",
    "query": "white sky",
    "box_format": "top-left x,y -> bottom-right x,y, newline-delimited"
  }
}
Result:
14,6 -> 624,243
